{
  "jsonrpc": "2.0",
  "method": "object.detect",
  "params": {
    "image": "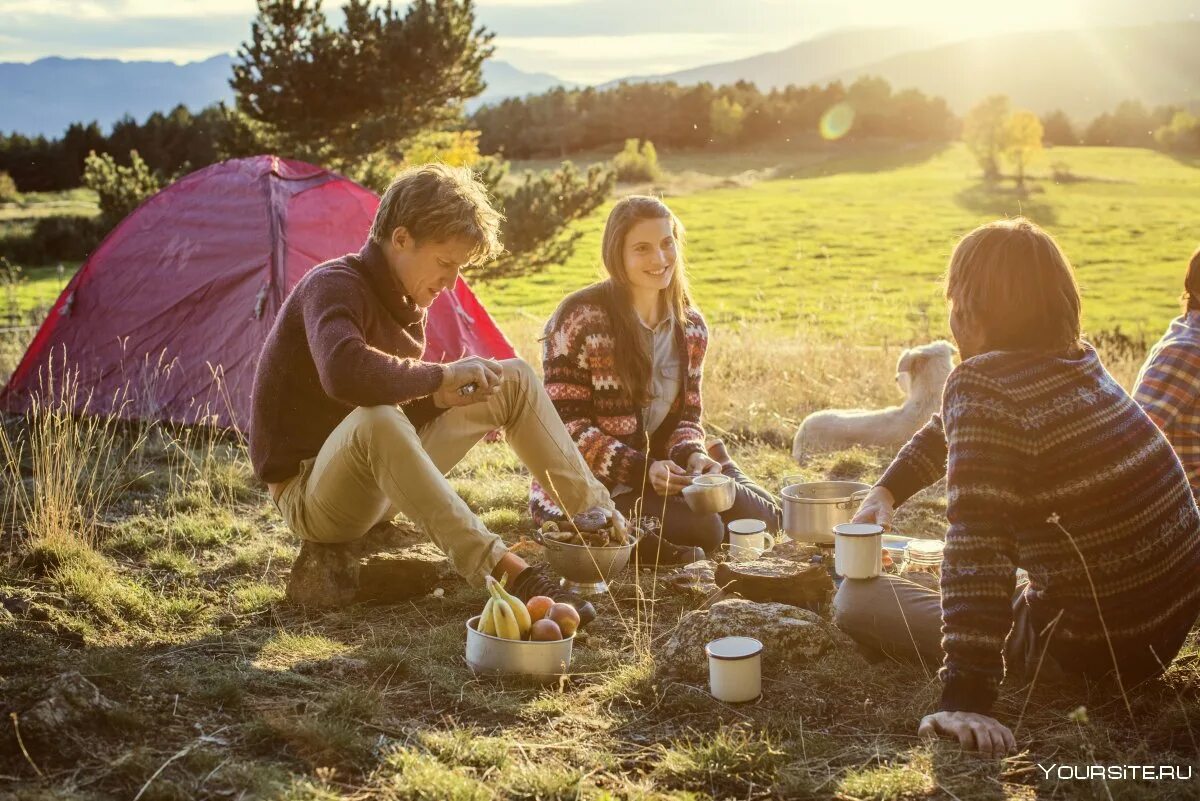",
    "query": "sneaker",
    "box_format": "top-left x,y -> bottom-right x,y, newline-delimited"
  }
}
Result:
633,530 -> 705,567
510,565 -> 597,629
